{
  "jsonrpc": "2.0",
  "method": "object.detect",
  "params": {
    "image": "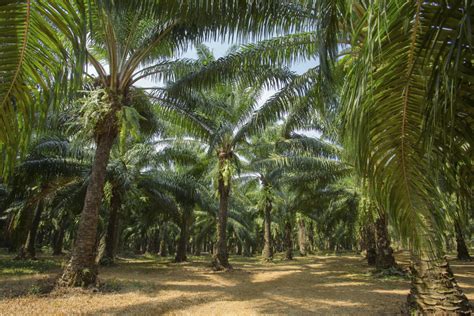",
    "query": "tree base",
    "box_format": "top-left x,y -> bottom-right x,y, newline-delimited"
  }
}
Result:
457,254 -> 472,262
211,256 -> 233,271
57,262 -> 99,288
174,256 -> 188,263
408,257 -> 471,314
99,256 -> 115,266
